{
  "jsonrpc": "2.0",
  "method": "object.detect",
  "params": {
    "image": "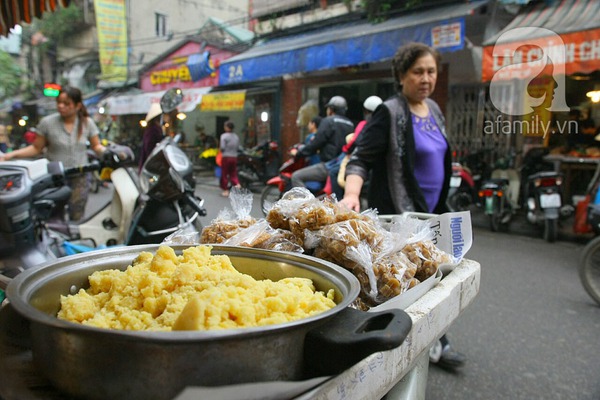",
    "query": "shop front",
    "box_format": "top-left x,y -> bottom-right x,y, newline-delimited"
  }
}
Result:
217,0 -> 490,153
96,33 -> 248,162
481,0 -> 600,202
